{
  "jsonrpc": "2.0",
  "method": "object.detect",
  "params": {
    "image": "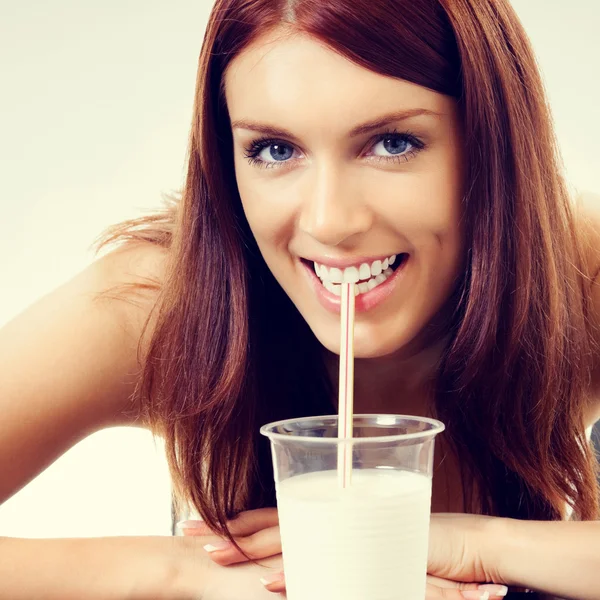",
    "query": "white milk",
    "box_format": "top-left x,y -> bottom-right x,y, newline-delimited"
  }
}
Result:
276,468 -> 432,600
